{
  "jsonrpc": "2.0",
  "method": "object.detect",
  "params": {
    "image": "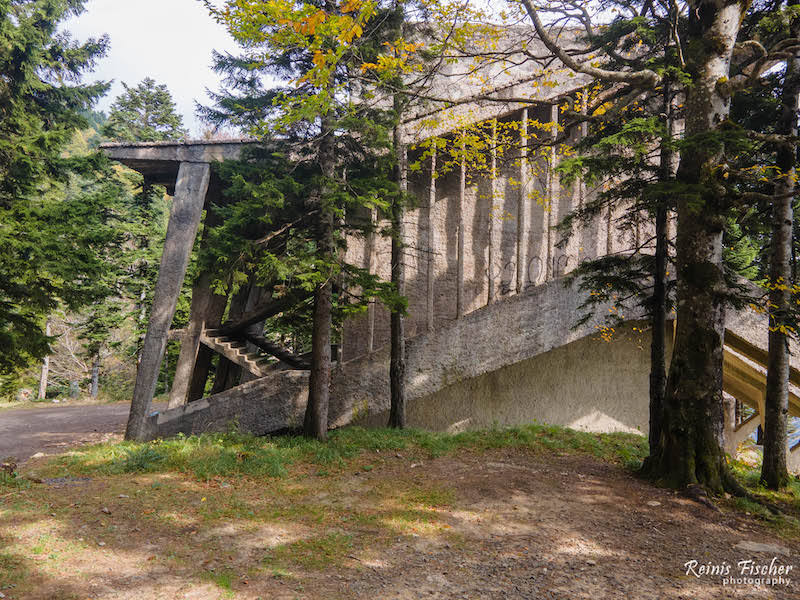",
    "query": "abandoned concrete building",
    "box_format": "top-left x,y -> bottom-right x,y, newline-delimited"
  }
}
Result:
101,43 -> 800,470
